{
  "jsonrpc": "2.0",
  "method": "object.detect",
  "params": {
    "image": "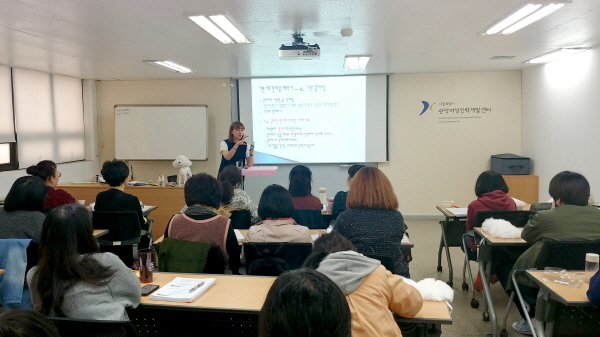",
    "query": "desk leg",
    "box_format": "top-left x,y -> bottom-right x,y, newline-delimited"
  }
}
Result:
533,288 -> 553,337
480,260 -> 498,336
440,221 -> 454,286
